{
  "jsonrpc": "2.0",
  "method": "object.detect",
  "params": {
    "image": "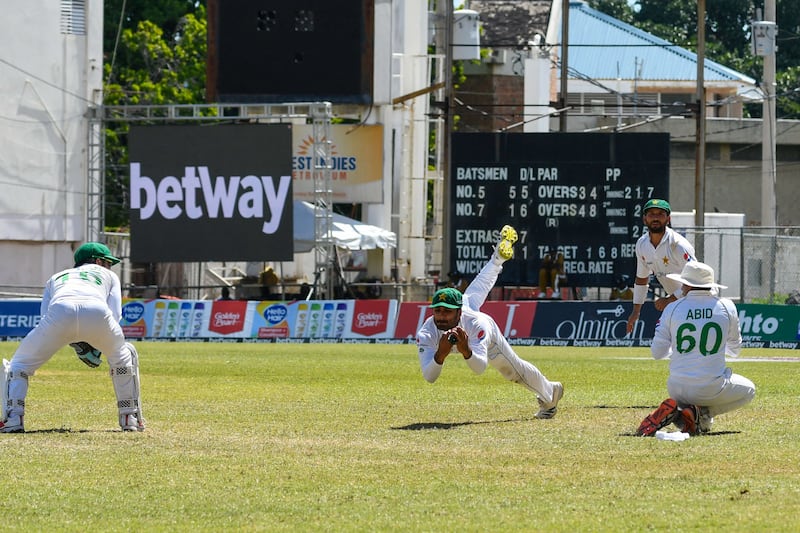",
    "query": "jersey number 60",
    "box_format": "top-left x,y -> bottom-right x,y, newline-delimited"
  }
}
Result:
676,322 -> 723,356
